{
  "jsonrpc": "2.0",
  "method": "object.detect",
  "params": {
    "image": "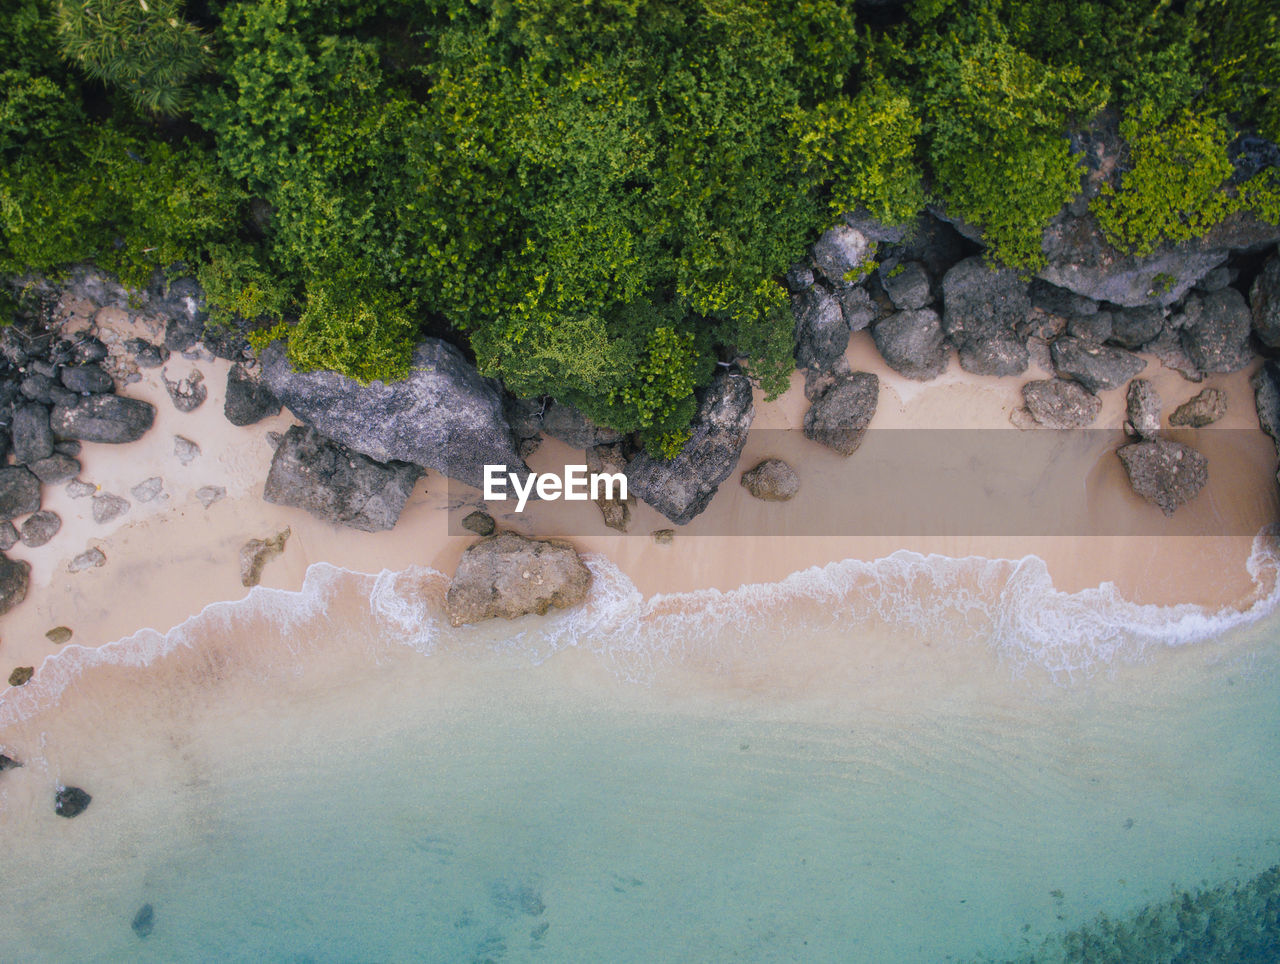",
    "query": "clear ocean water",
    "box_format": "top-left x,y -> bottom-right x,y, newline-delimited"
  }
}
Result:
2,543 -> 1279,963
